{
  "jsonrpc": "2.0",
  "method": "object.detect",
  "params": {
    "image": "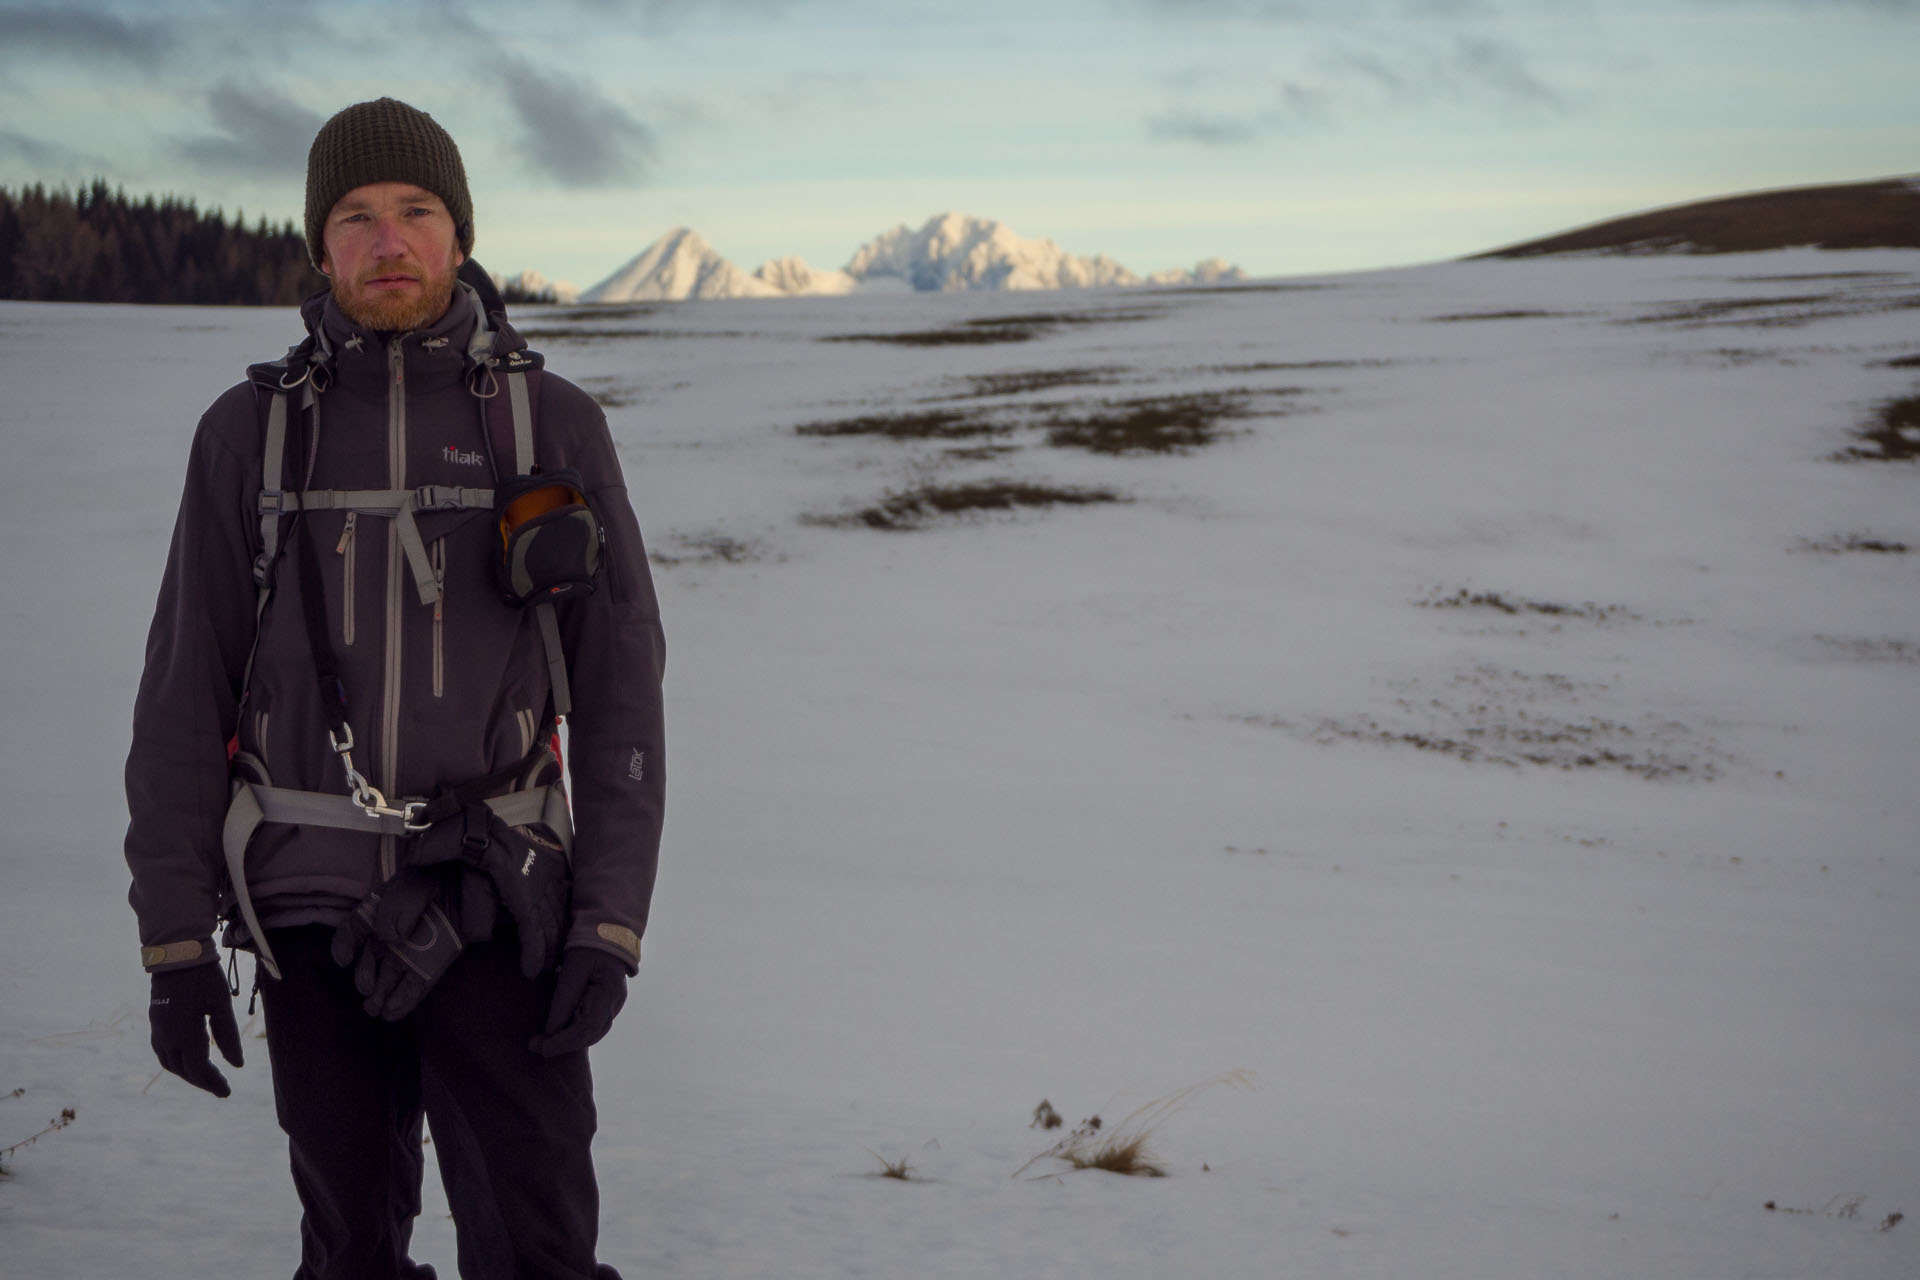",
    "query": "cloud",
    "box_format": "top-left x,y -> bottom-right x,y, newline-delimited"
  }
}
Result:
499,57 -> 655,187
0,4 -> 171,62
1148,81 -> 1330,143
0,129 -> 82,174
178,83 -> 324,175
1441,35 -> 1567,107
1123,0 -> 1316,15
1149,29 -> 1568,146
